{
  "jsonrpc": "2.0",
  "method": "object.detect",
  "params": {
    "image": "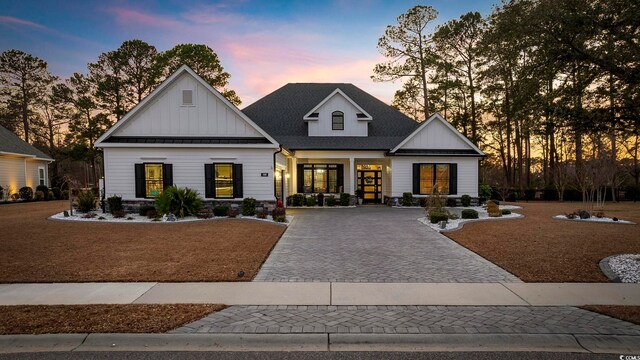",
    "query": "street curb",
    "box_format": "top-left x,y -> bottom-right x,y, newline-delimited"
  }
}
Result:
2,333 -> 639,353
329,334 -> 587,352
